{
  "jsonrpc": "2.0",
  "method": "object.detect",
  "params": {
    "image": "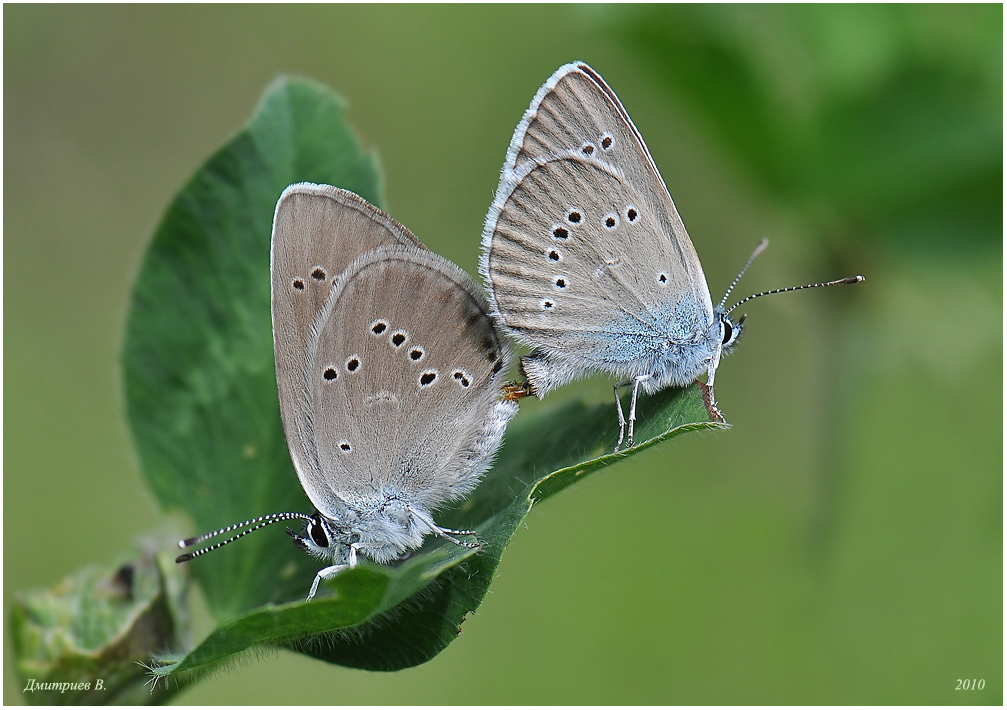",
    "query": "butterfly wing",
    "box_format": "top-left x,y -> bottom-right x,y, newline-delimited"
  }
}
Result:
306,246 -> 515,516
482,63 -> 714,385
270,183 -> 425,502
502,62 -> 702,282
